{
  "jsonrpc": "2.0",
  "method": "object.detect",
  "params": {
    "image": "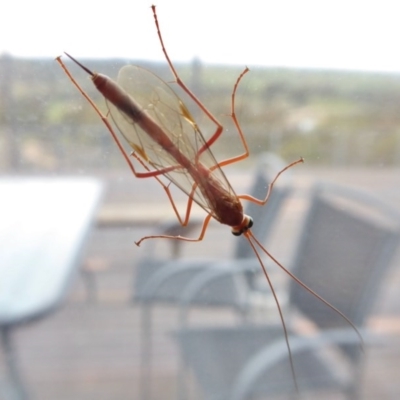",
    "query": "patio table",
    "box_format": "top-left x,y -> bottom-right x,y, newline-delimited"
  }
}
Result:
0,177 -> 103,399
